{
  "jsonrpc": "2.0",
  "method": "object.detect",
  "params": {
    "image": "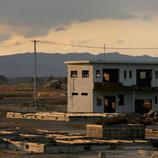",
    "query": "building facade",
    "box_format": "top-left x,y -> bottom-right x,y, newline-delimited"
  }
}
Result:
65,60 -> 158,113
